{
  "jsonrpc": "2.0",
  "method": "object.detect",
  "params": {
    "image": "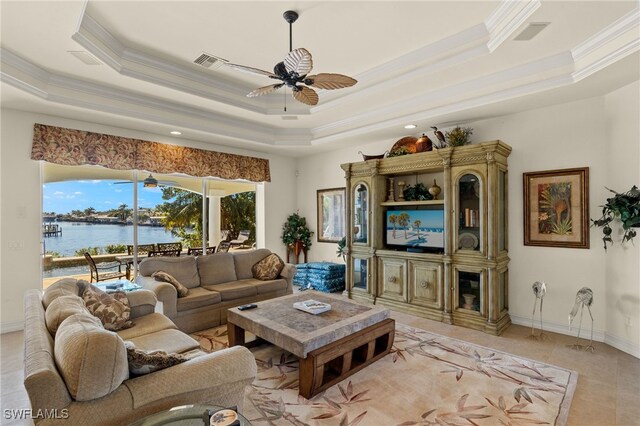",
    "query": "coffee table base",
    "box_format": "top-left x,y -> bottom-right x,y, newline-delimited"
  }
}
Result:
228,318 -> 395,399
